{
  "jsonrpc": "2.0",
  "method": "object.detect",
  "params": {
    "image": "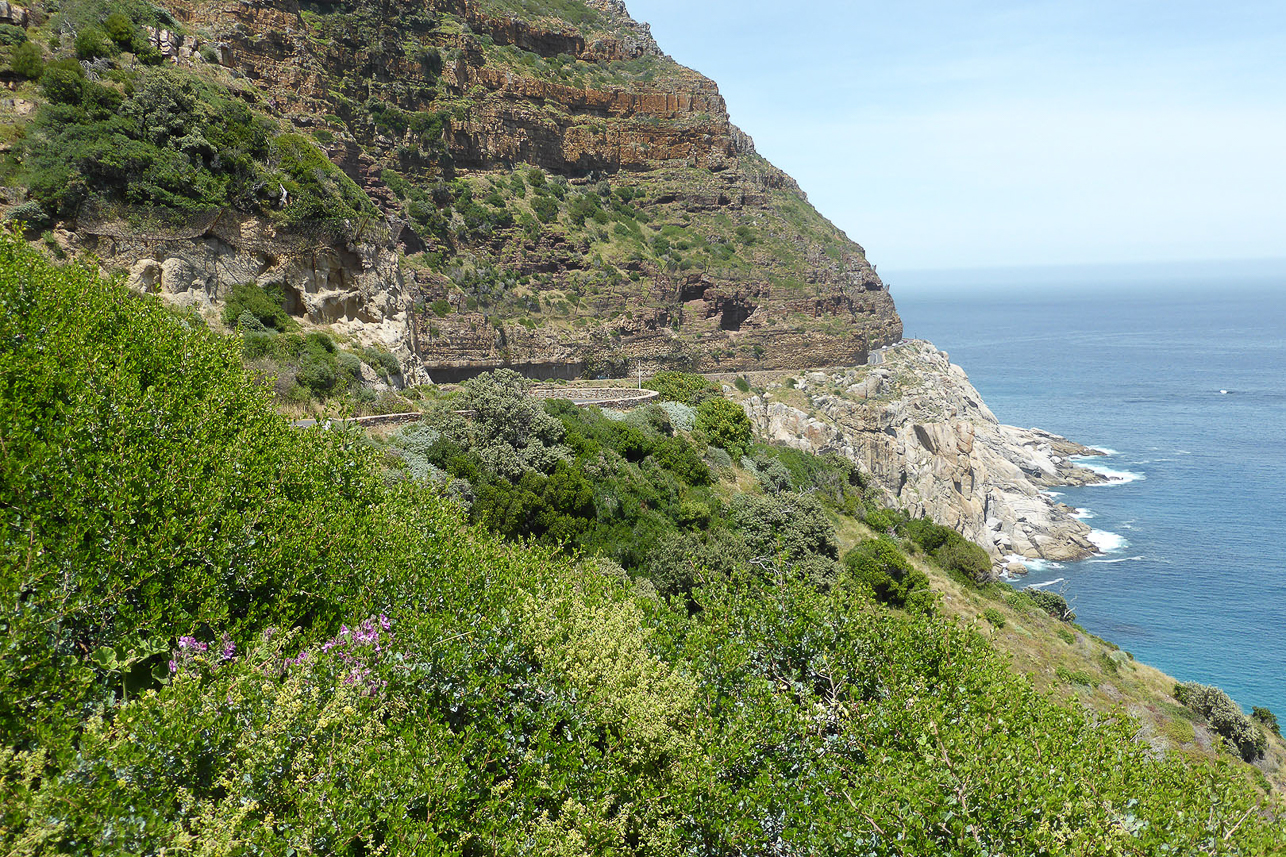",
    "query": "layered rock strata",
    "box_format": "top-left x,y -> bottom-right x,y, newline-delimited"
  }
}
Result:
740,341 -> 1107,566
82,0 -> 901,378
